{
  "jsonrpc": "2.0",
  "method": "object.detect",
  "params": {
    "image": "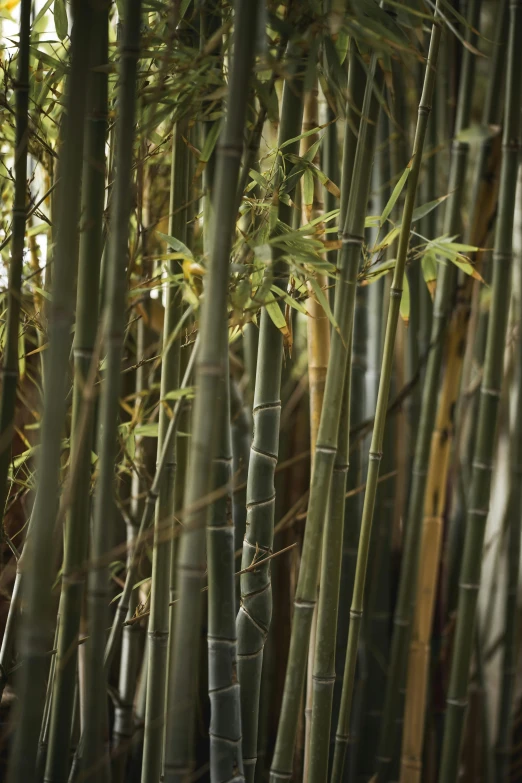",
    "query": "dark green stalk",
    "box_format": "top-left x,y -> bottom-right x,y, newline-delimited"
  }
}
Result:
141,119 -> 189,783
438,2 -> 522,778
269,50 -> 383,783
495,239 -> 522,783
230,377 -> 251,557
0,0 -> 30,525
236,42 -> 305,783
163,3 -> 259,779
333,13 -> 442,782
7,3 -> 92,779
208,342 -> 243,782
44,7 -> 109,780
375,2 -> 482,776
81,3 -> 142,778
